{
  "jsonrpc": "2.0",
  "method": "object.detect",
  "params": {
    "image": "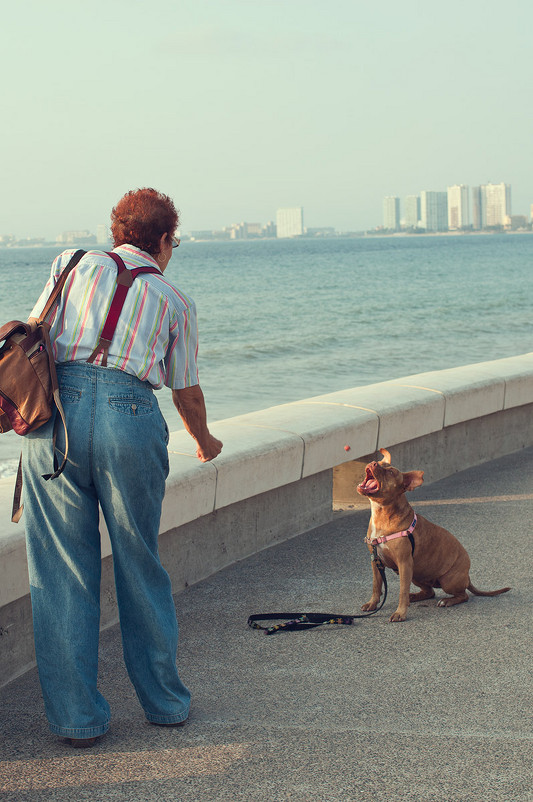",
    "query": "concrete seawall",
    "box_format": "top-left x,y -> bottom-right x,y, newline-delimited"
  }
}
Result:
1,352 -> 532,686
